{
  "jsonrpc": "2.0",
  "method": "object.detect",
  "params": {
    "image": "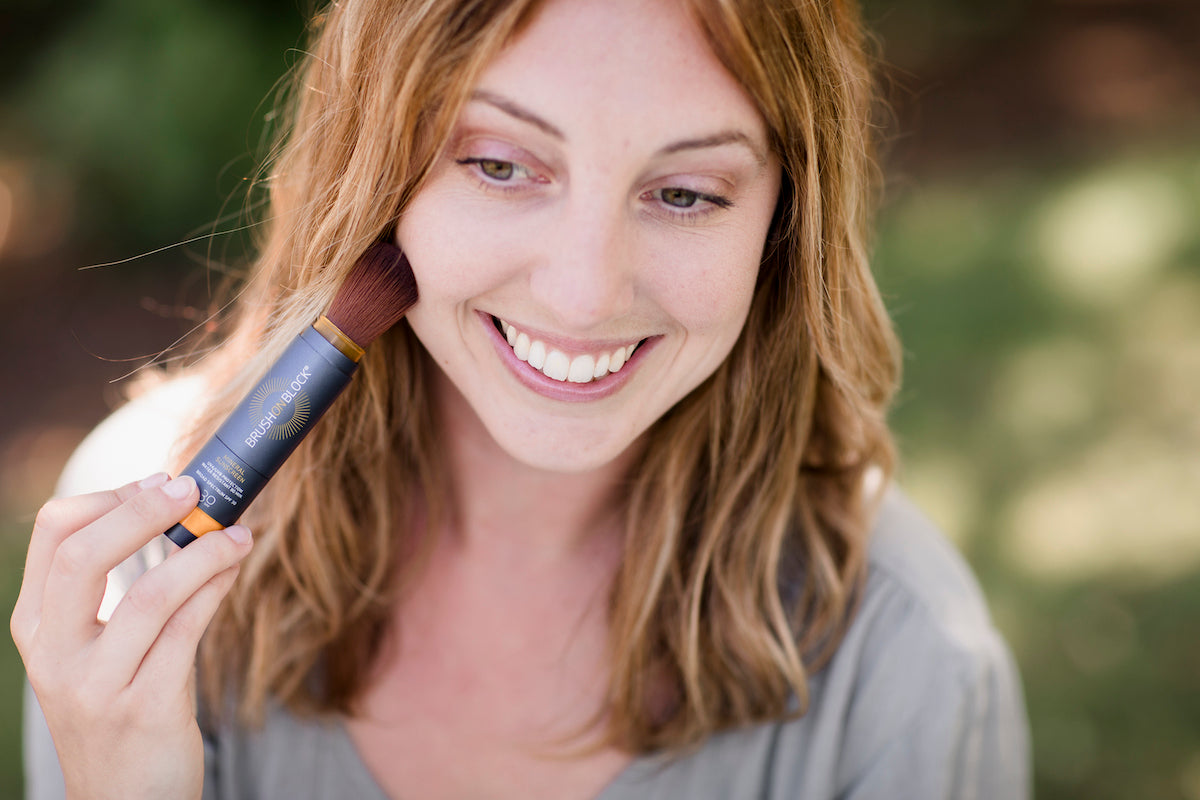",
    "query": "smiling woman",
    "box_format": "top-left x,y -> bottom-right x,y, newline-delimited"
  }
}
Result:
15,0 -> 1029,798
